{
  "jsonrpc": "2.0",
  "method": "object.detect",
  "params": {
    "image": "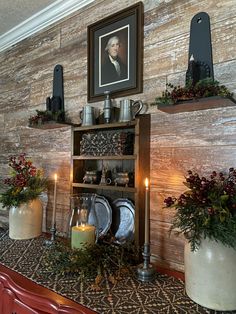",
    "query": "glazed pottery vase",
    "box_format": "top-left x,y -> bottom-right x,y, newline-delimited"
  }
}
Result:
9,198 -> 43,240
184,238 -> 236,311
